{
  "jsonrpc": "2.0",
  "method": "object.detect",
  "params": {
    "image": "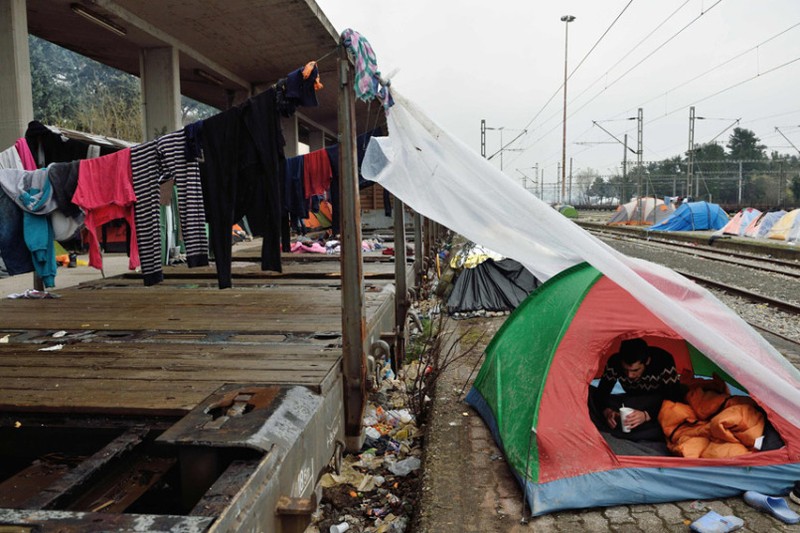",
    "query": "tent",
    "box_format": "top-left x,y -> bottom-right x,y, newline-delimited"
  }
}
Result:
648,201 -> 728,232
719,207 -> 761,236
766,209 -> 800,242
743,210 -> 786,239
557,204 -> 578,219
608,197 -> 674,226
446,258 -> 538,316
466,262 -> 800,515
